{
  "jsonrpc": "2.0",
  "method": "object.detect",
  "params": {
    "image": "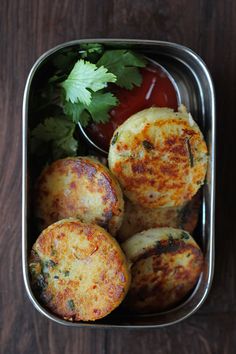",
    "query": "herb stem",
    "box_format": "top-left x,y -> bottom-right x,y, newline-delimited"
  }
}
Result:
186,137 -> 194,167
